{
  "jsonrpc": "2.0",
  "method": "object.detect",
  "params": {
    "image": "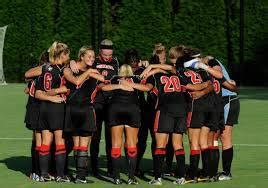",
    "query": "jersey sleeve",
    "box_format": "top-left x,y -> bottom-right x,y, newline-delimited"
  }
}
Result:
35,75 -> 44,91
144,75 -> 155,86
